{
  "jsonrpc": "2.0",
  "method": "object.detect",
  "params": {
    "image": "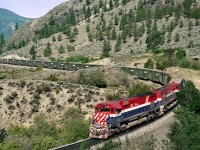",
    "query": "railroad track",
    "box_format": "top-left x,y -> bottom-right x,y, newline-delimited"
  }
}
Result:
0,58 -> 175,150
51,108 -> 176,150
